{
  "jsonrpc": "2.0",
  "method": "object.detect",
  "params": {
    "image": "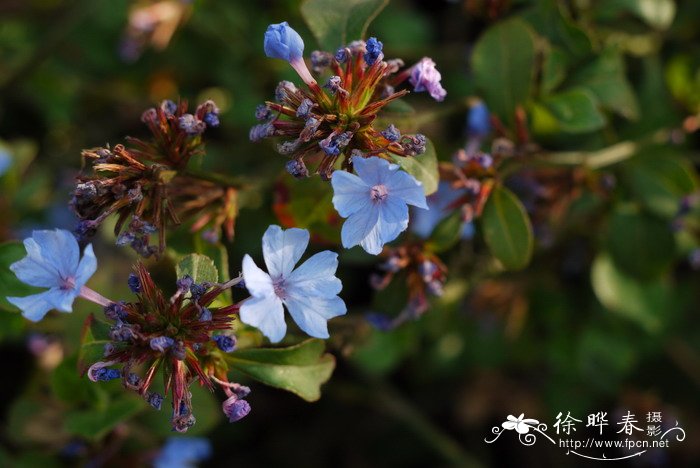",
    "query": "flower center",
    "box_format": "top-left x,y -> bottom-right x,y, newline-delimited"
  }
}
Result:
273,277 -> 287,299
370,184 -> 388,203
60,276 -> 76,291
